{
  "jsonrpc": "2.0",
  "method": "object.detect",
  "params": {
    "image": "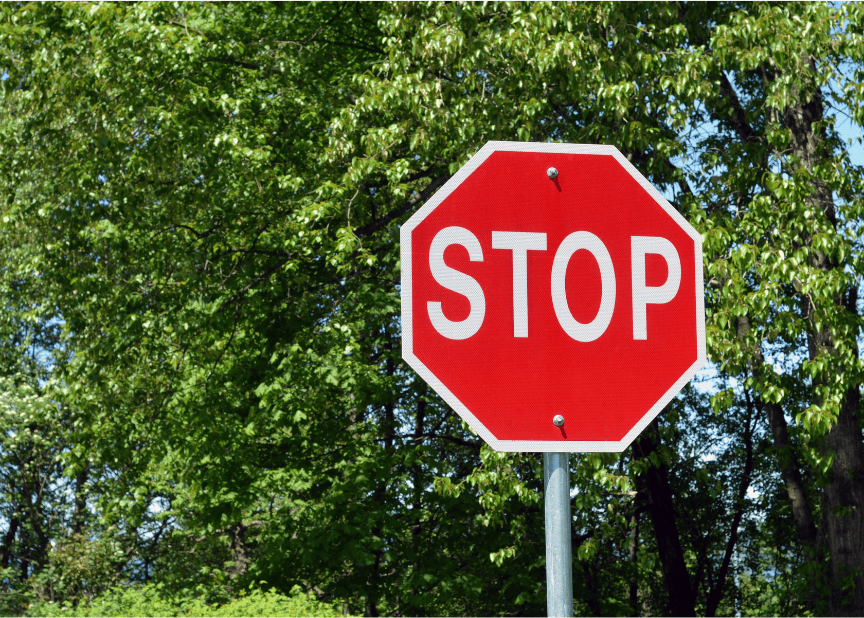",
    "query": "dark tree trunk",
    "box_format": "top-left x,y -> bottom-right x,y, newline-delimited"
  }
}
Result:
412,400 -> 425,517
228,523 -> 249,579
72,467 -> 89,536
629,510 -> 639,617
737,317 -> 819,565
632,418 -> 695,616
782,59 -> 864,614
0,515 -> 20,569
581,561 -> 602,616
365,550 -> 382,617
366,353 -> 396,618
763,400 -> 818,546
820,389 -> 864,615
705,390 -> 756,617
410,398 -> 425,615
